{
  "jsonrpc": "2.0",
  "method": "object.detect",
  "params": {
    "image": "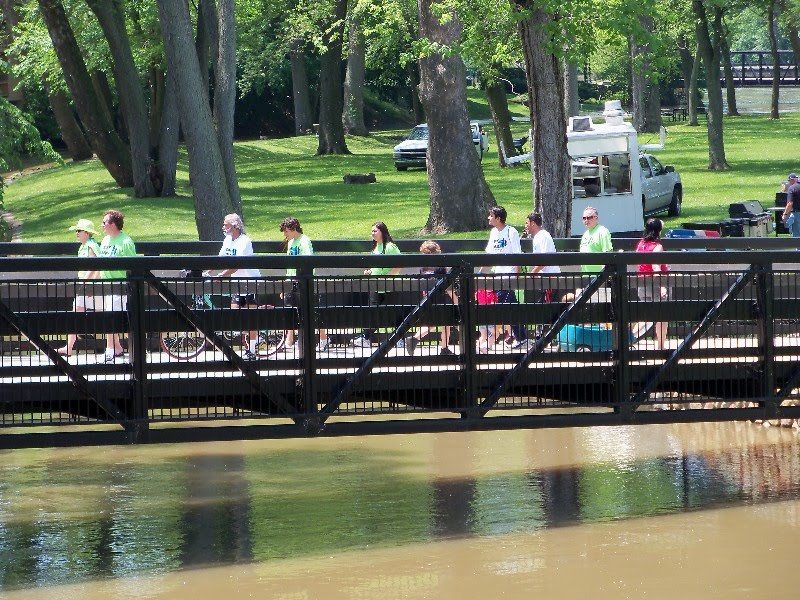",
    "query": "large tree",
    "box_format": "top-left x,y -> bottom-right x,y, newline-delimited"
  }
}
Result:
417,0 -> 493,232
157,0 -> 235,238
317,0 -> 350,154
512,0 -> 571,235
693,0 -> 730,170
37,0 -> 134,186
